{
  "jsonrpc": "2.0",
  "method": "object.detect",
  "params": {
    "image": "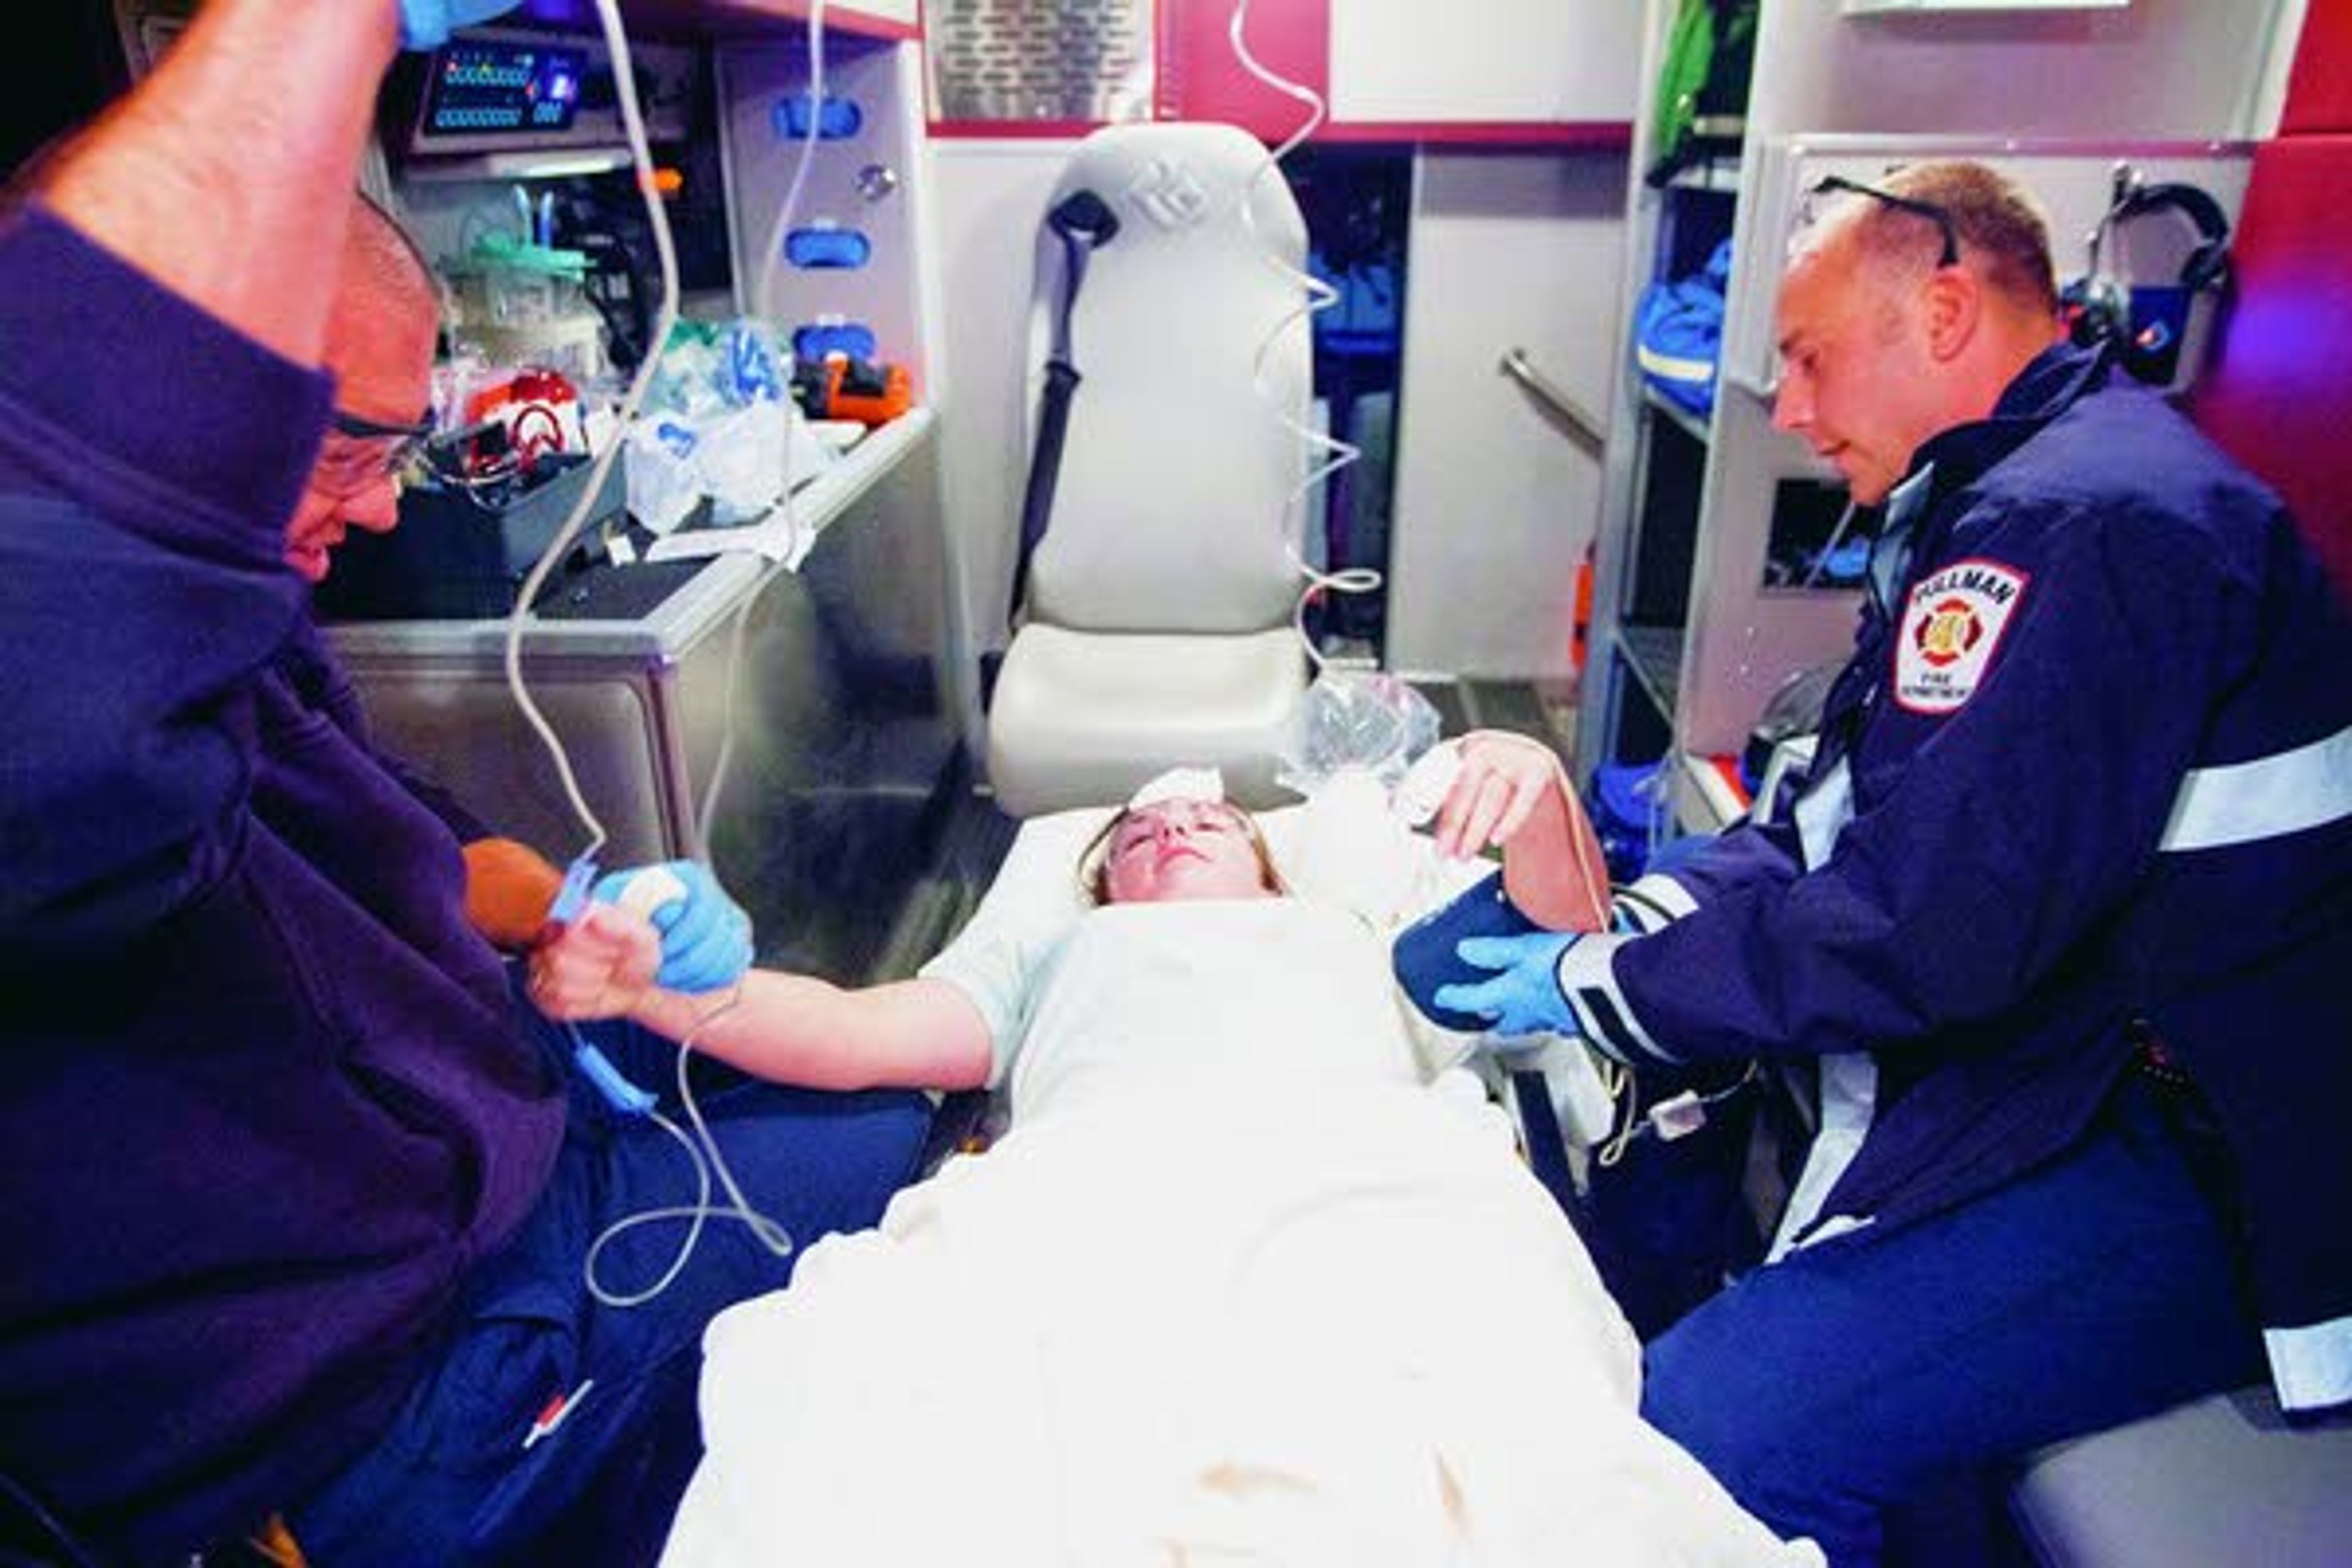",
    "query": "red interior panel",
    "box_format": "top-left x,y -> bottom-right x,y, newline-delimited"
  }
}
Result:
1156,0 -> 1330,140
2187,134 -> 2352,597
2280,0 -> 2352,135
